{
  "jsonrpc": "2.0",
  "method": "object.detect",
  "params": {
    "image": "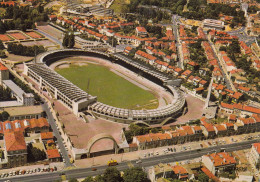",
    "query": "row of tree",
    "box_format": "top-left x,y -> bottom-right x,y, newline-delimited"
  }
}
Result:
126,0 -> 246,27
67,167 -> 150,182
0,40 -> 6,58
0,5 -> 49,33
66,167 -> 211,182
124,124 -> 160,143
7,43 -> 45,57
13,77 -> 41,102
0,85 -> 13,102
